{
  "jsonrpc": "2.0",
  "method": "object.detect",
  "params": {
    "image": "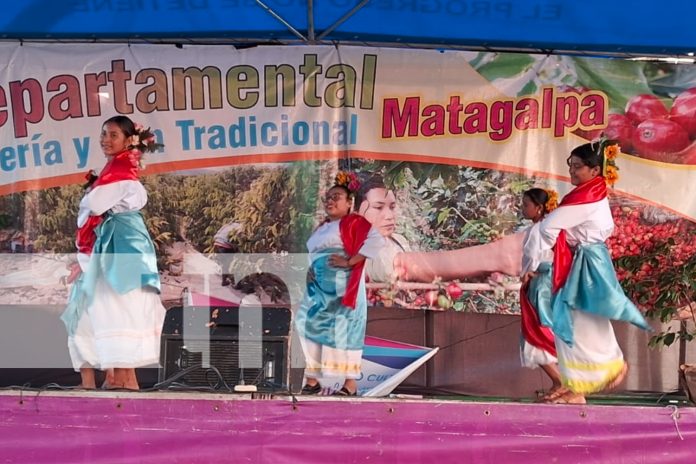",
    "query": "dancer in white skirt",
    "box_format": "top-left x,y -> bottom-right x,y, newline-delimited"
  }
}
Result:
519,187 -> 565,402
524,140 -> 650,404
62,116 -> 166,390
